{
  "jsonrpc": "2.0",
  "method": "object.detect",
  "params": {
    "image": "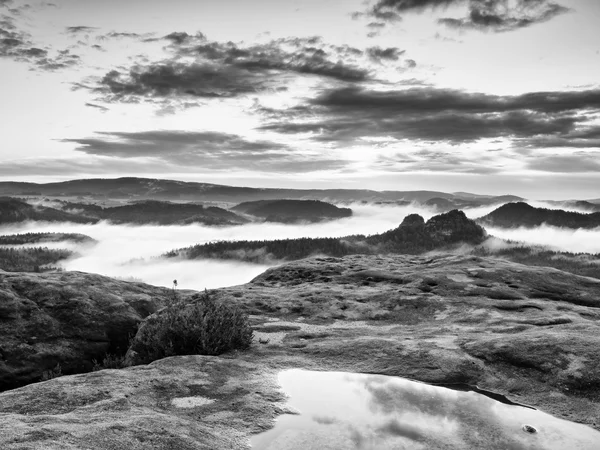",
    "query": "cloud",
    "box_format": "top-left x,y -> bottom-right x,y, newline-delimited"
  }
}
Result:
90,63 -> 275,101
366,46 -> 405,62
162,31 -> 205,45
83,34 -> 411,105
84,102 -> 109,112
376,151 -> 502,174
526,154 -> 600,173
60,130 -> 348,173
438,1 -> 570,32
376,419 -> 425,442
258,86 -> 600,147
363,0 -> 569,32
260,86 -> 600,157
65,26 -> 98,34
517,127 -> 600,149
97,31 -> 156,40
1,11 -> 81,70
